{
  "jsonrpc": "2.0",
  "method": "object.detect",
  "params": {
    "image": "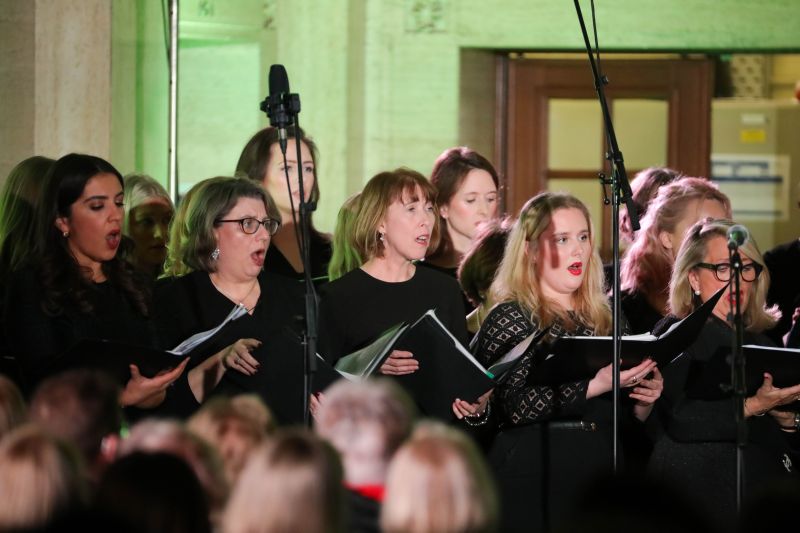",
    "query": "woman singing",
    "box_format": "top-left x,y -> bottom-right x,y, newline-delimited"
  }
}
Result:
649,218 -> 800,528
3,153 -> 186,406
475,192 -> 662,531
